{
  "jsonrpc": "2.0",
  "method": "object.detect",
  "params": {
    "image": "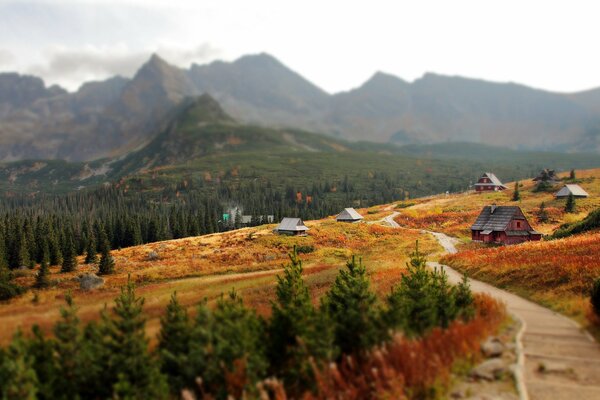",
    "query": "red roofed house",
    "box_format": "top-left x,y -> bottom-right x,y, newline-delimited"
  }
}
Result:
474,173 -> 508,192
471,205 -> 542,245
